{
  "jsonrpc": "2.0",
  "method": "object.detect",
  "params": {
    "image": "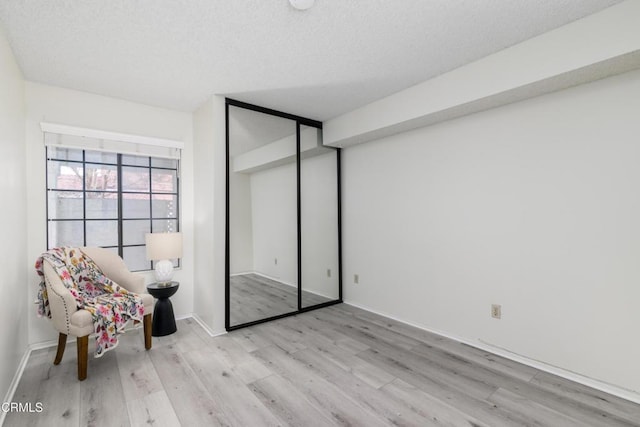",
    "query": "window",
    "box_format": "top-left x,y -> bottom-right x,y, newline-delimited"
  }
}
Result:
46,147 -> 180,271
